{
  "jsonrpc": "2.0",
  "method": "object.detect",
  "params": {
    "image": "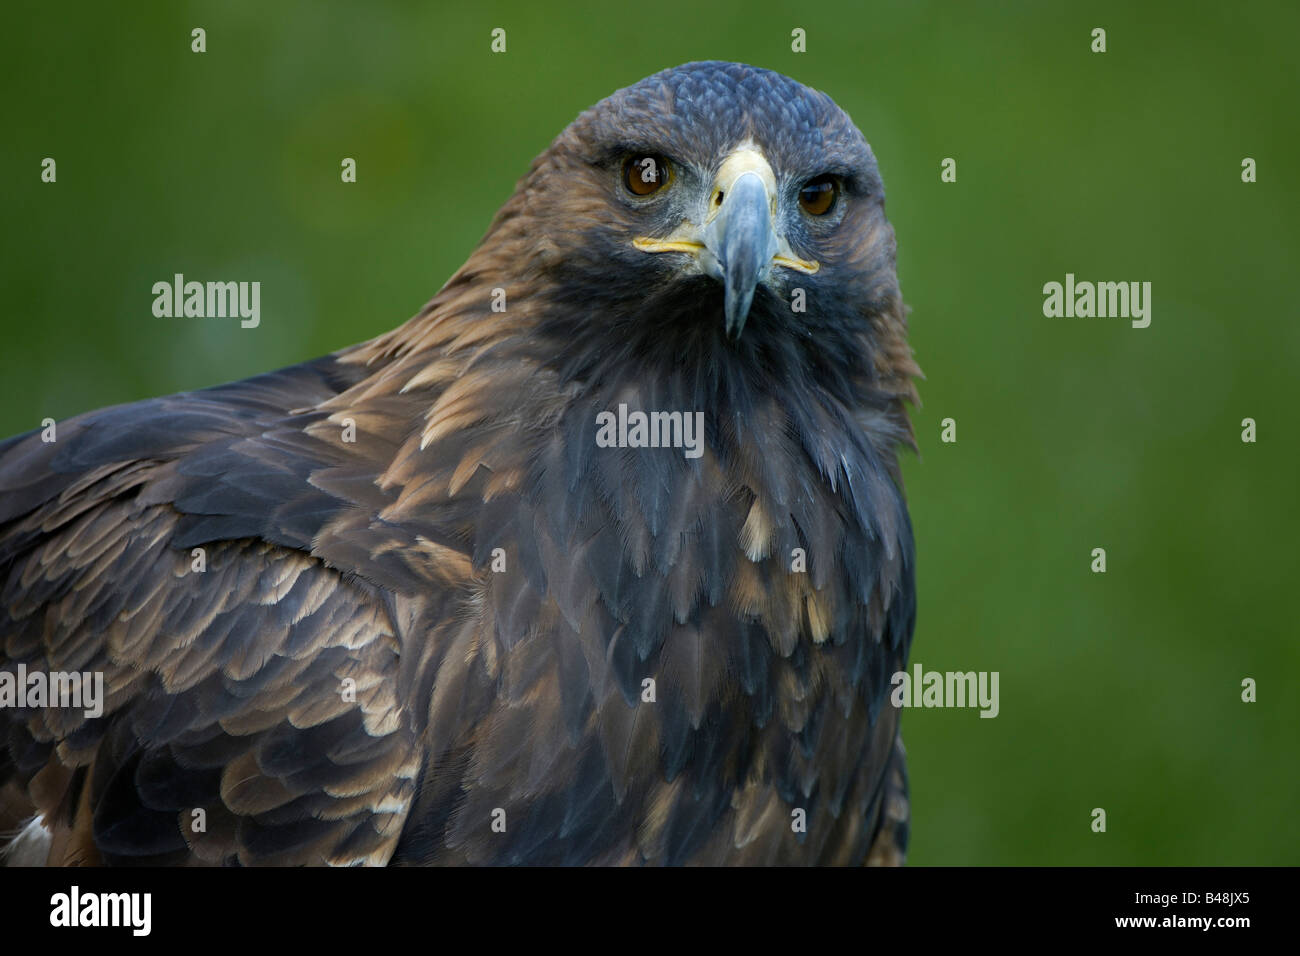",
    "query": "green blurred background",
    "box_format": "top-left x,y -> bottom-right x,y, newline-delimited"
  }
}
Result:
2,1 -> 1296,864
